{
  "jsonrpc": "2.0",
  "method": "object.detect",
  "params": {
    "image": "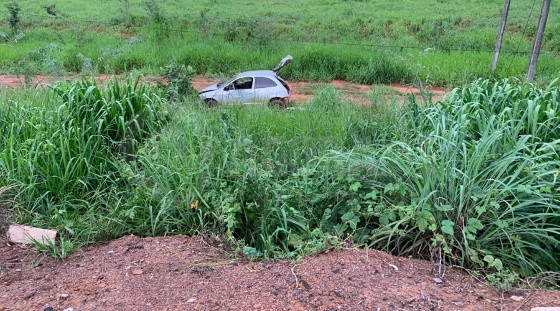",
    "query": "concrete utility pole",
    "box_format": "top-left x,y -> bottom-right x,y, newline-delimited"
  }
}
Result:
527,0 -> 551,82
492,0 -> 512,76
